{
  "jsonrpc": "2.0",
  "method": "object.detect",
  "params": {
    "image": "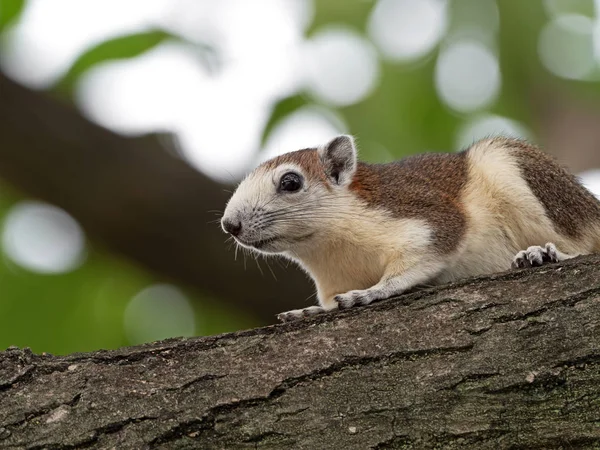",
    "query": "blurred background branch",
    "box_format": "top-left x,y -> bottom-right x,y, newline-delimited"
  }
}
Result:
0,72 -> 312,322
0,0 -> 599,354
